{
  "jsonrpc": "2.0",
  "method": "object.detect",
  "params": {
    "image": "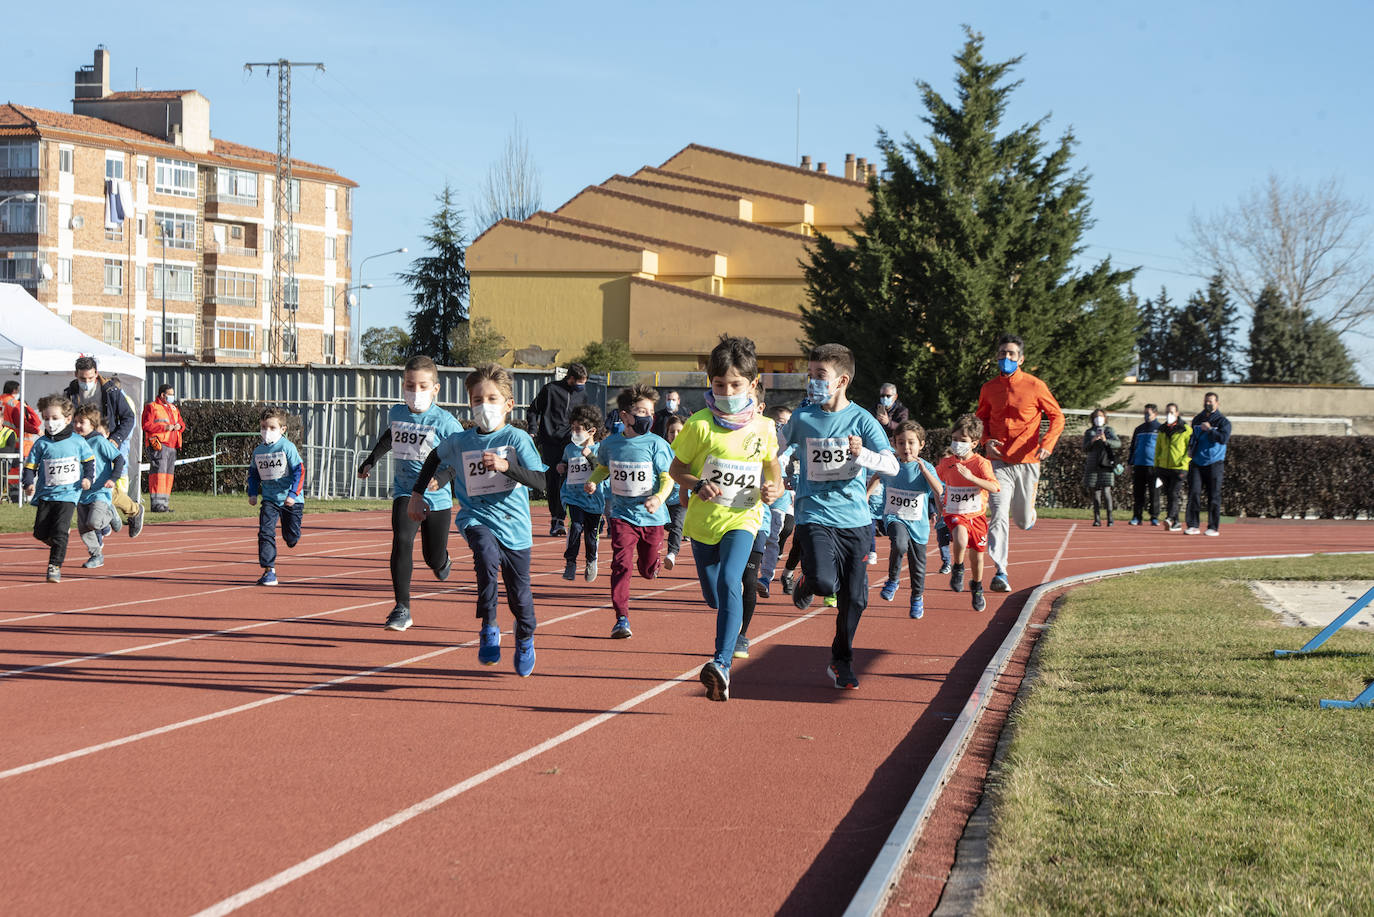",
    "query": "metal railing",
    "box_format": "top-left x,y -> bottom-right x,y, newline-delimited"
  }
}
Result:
210,431 -> 260,495
206,192 -> 259,207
